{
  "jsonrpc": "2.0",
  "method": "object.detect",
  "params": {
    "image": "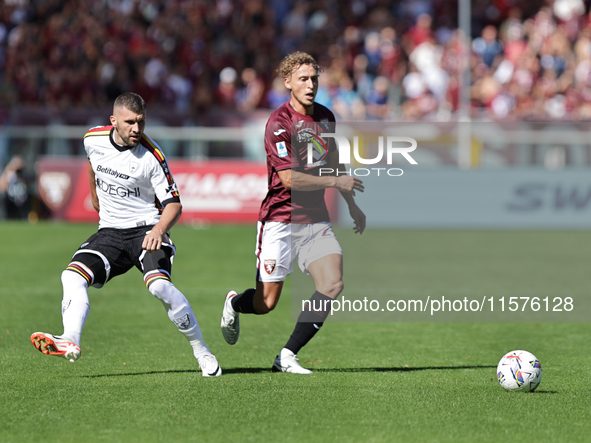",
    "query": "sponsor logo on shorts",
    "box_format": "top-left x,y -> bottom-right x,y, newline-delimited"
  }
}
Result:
173,314 -> 191,330
264,259 -> 276,275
